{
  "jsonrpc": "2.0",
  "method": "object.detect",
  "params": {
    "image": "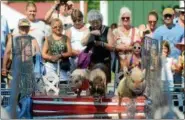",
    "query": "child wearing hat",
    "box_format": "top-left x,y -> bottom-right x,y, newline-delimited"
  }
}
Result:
2,18 -> 40,88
